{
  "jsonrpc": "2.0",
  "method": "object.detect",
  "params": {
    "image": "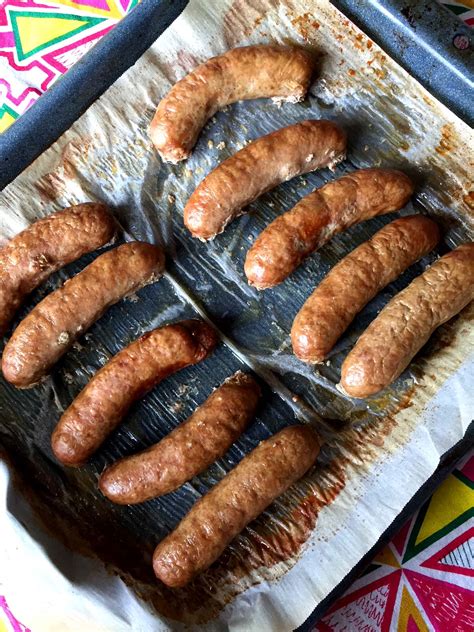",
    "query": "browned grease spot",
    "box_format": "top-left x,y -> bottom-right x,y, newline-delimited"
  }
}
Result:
222,0 -> 270,47
291,13 -> 321,41
435,123 -> 457,155
159,50 -> 199,83
463,191 -> 474,211
373,67 -> 387,80
36,138 -> 92,202
348,68 -> 356,77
